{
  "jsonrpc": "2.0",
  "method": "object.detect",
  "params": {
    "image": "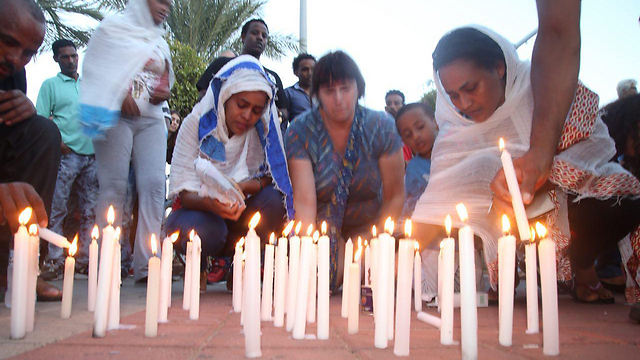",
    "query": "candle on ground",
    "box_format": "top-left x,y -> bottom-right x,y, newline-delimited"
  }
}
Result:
341,237 -> 353,318
440,215 -> 455,345
364,240 -> 371,287
183,236 -> 192,311
190,231 -> 202,320
261,233 -> 276,321
498,138 -> 532,241
394,221 -> 415,356
26,225 -> 39,332
356,237 -> 363,270
307,232 -> 318,324
387,221 -> 396,341
374,219 -> 392,348
232,237 -> 244,313
456,204 -> 478,360
145,235 -> 161,337
61,235 -> 78,319
370,226 -> 379,319
93,206 -> 116,338
414,241 -> 422,312
293,225 -> 314,339
348,247 -> 362,335
417,311 -> 442,329
244,213 -> 262,358
159,231 -> 179,322
107,227 -> 121,330
11,208 -> 31,339
286,222 -> 302,332
317,222 -> 330,340
274,221 -> 293,327
536,223 -> 559,356
88,225 -> 99,312
498,215 -> 516,347
526,226 -> 539,334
